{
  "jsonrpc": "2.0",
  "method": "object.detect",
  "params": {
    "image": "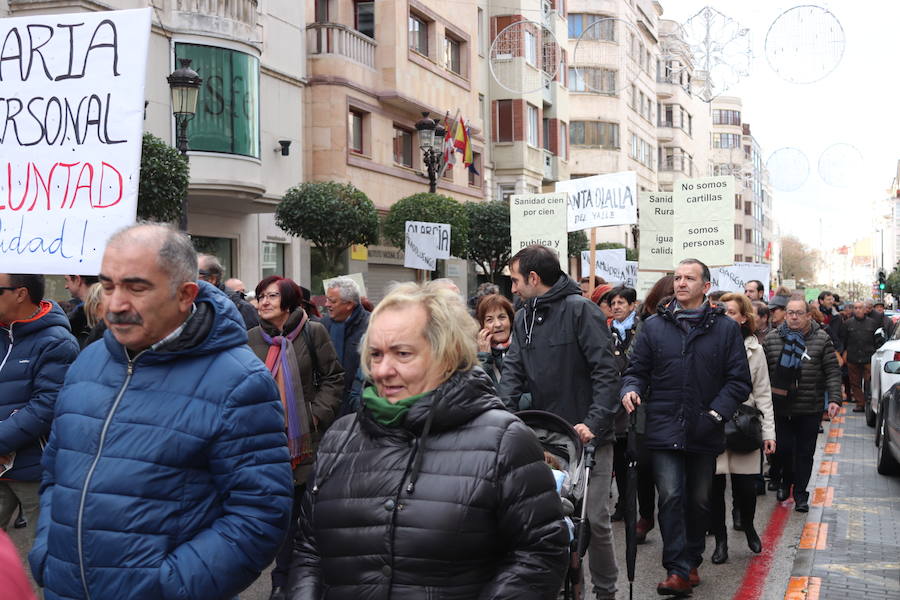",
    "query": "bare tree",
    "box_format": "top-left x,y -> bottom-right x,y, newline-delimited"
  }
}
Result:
780,235 -> 819,282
